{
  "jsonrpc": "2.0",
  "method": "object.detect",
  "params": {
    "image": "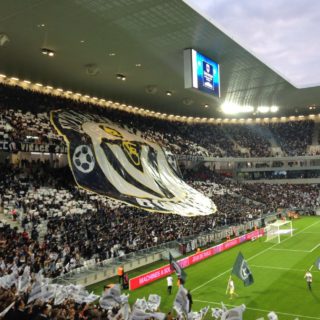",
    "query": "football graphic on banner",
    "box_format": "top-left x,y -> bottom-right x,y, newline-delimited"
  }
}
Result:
72,145 -> 95,173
